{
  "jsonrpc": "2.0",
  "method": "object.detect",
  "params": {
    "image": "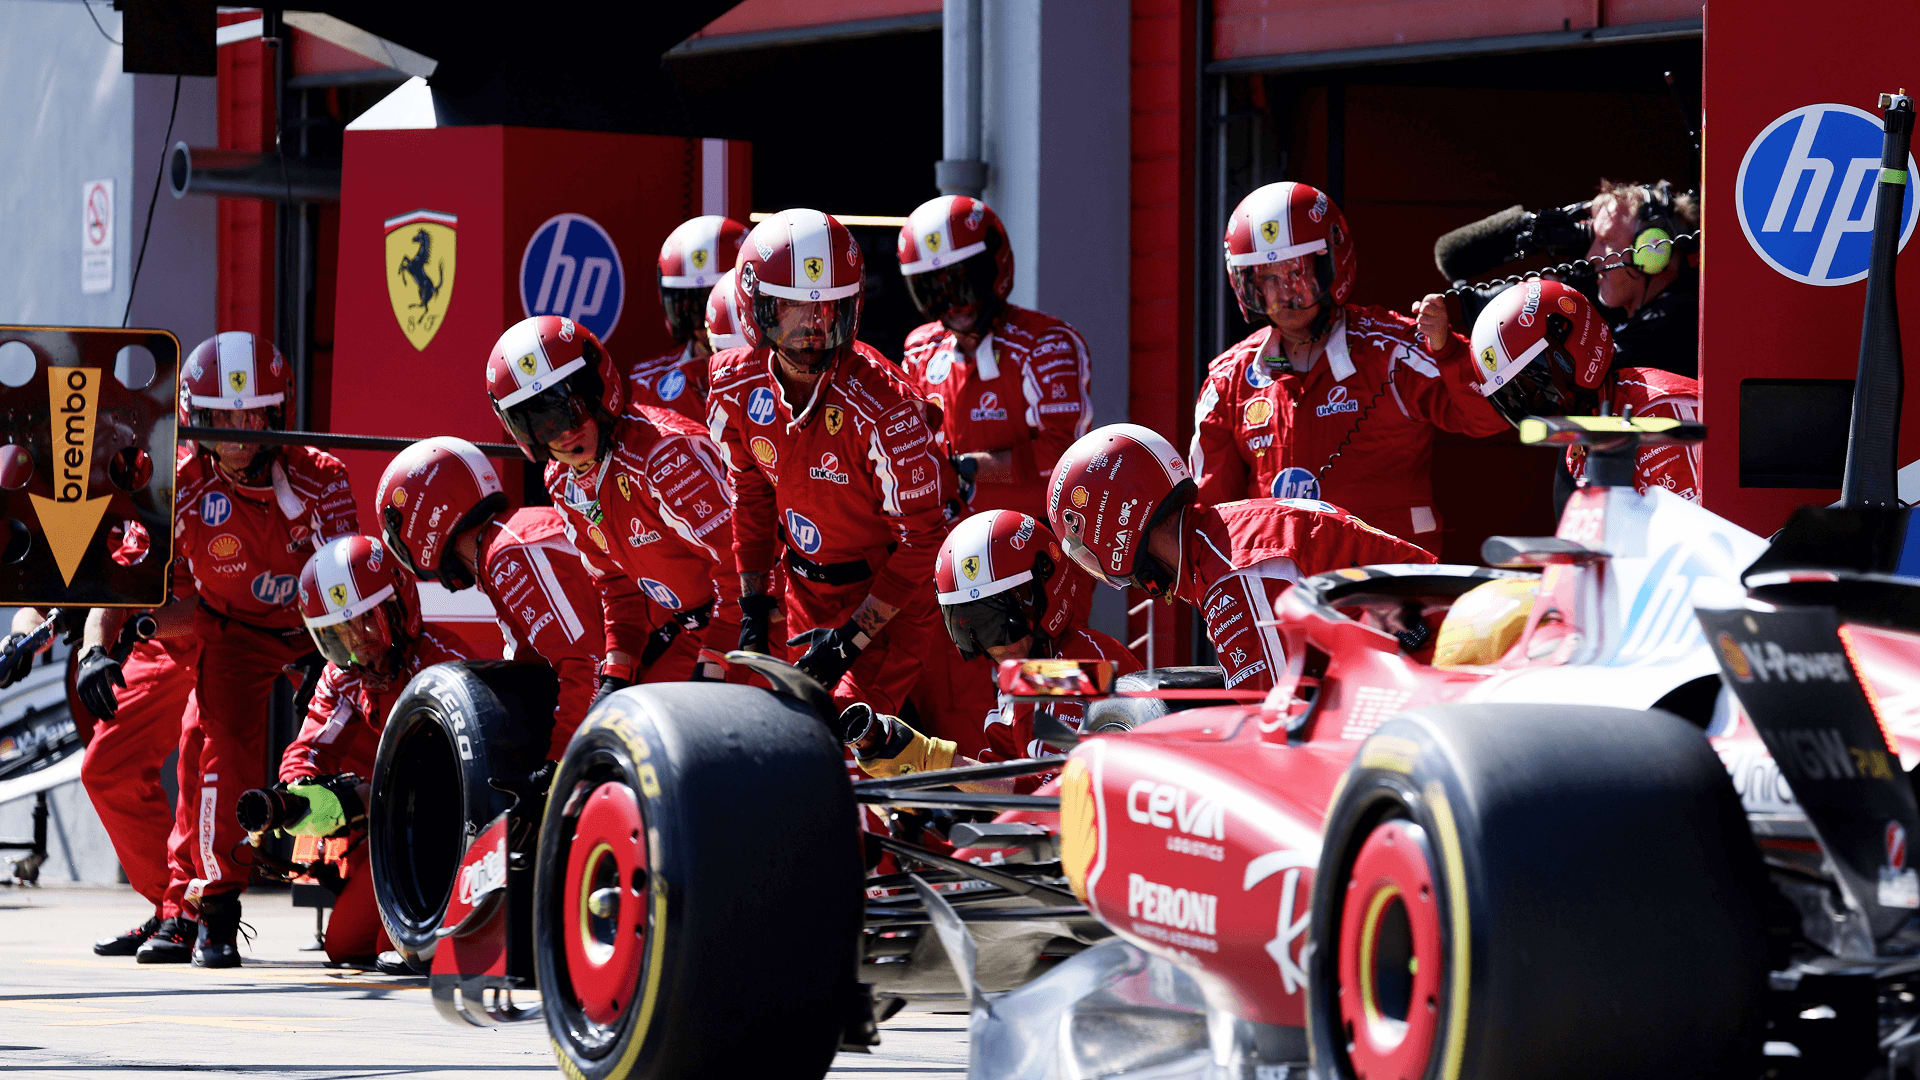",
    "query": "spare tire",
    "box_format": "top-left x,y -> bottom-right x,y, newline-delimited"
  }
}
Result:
537,682 -> 862,1080
1083,665 -> 1227,733
369,661 -> 556,966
